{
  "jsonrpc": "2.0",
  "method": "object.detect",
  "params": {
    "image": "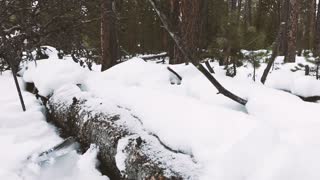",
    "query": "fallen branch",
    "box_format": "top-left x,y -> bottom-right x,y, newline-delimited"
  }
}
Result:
261,23 -> 285,84
148,0 -> 247,106
141,53 -> 168,61
205,60 -> 215,74
197,64 -> 247,105
167,66 -> 182,81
